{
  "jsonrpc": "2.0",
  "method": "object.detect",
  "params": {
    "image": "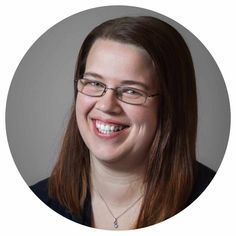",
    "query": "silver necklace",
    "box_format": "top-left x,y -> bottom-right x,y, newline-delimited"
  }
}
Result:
94,188 -> 144,229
